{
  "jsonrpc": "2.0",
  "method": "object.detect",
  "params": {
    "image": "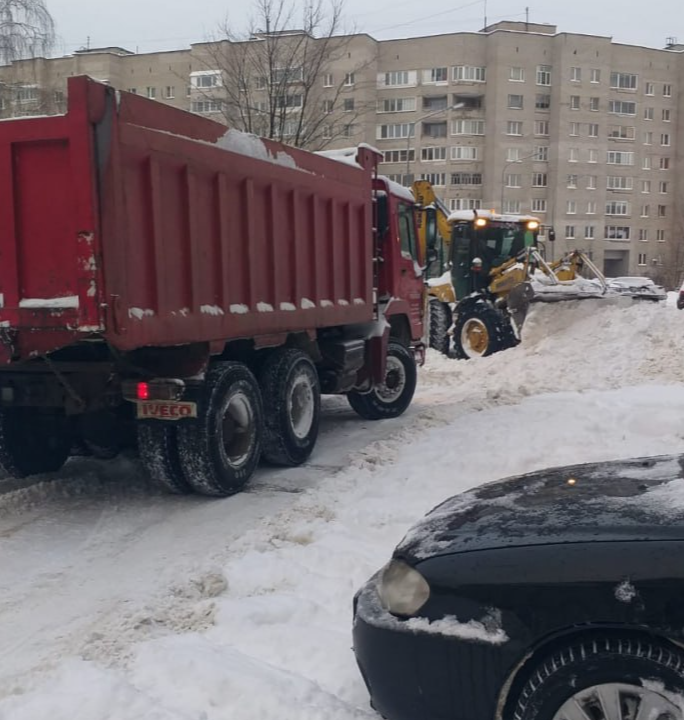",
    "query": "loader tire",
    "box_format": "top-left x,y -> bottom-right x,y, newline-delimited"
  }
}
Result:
177,362 -> 263,497
0,408 -> 73,478
453,302 -> 517,359
138,422 -> 192,494
259,349 -> 320,467
428,299 -> 452,356
348,341 -> 417,420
